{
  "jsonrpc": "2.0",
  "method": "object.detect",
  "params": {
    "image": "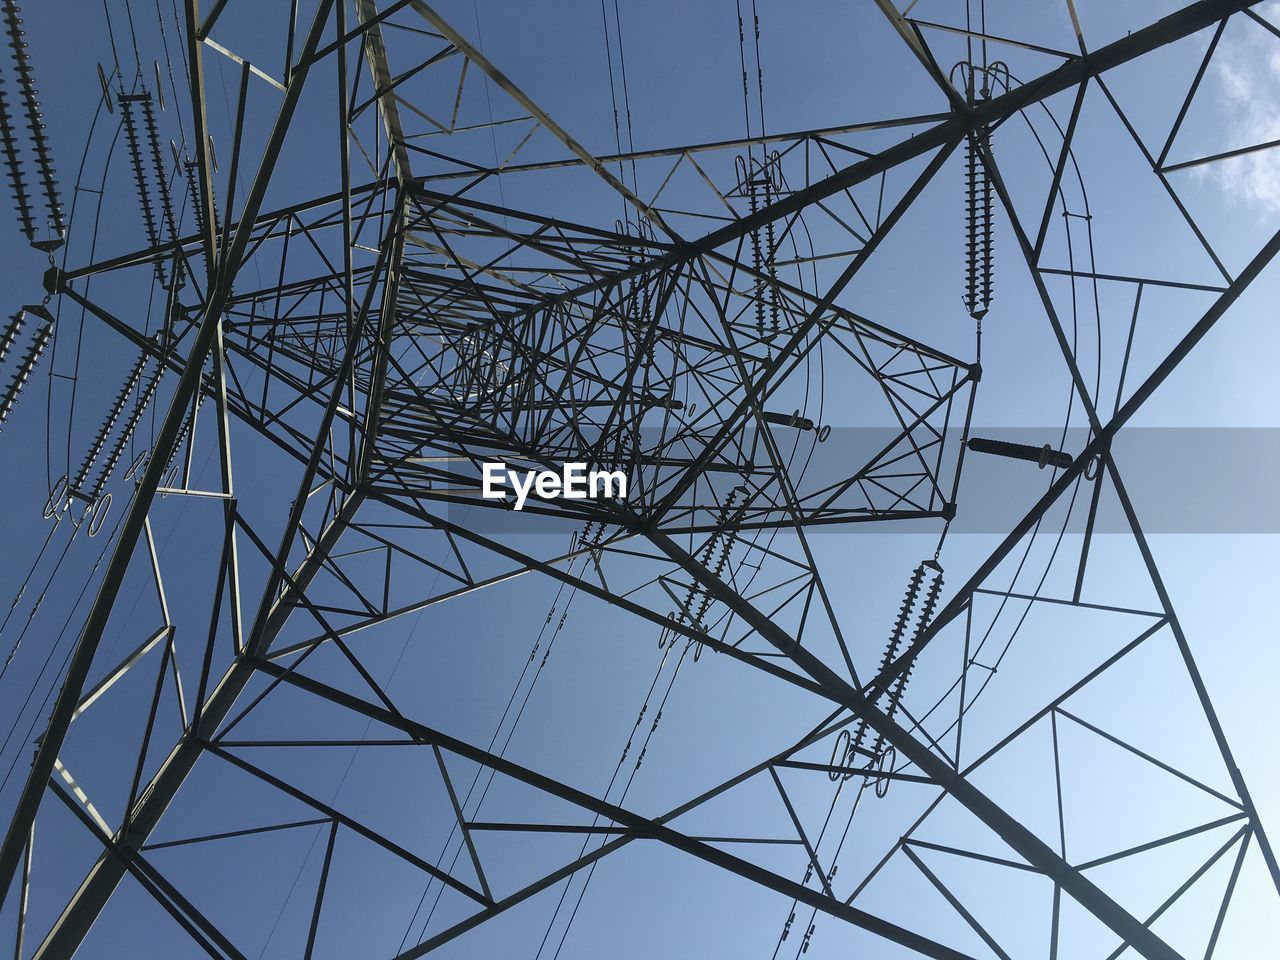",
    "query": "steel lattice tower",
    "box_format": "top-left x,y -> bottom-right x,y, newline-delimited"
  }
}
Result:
0,1 -> 1276,957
